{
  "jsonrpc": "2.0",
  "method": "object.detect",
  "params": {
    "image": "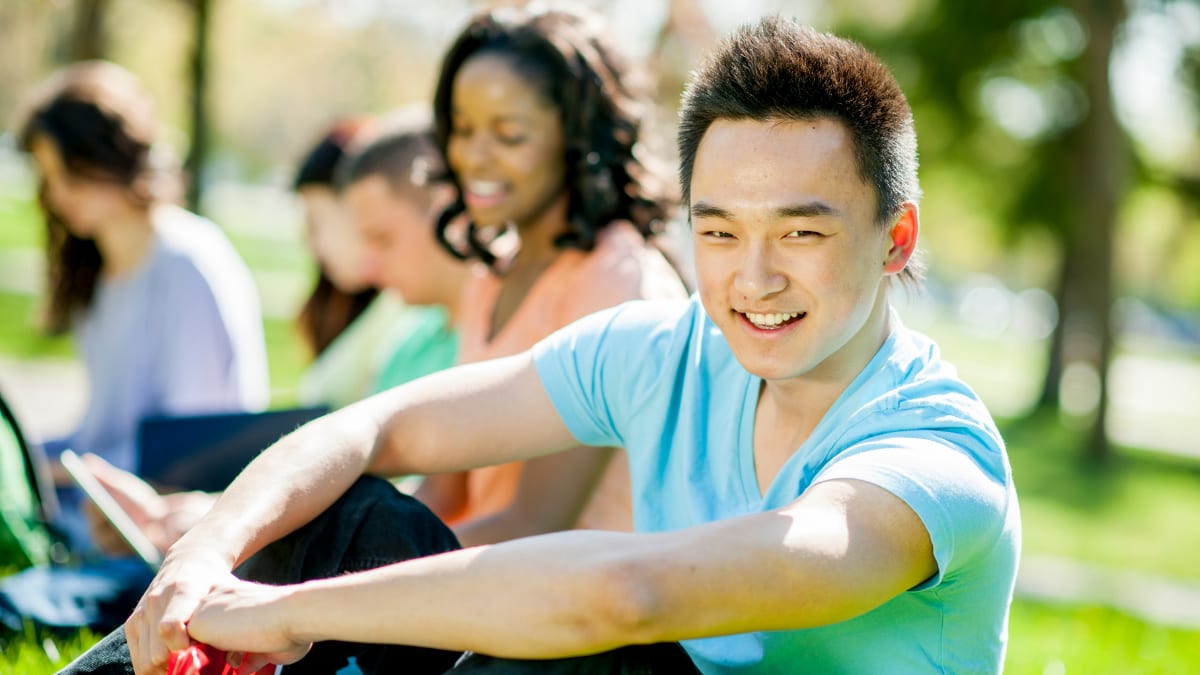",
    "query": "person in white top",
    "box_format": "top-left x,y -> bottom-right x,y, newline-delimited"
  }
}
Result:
16,60 -> 268,551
